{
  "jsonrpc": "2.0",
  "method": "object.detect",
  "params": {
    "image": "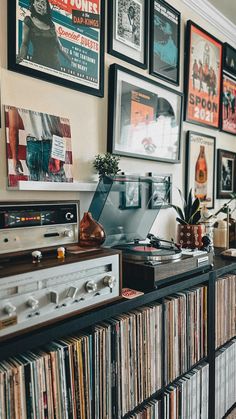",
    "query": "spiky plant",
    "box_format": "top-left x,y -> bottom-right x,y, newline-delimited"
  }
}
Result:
170,189 -> 201,225
93,153 -> 121,180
